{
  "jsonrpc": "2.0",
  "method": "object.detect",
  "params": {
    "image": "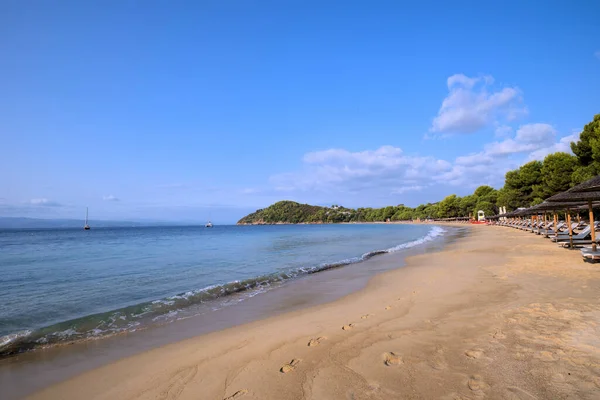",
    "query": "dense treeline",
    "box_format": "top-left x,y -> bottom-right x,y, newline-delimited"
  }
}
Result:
238,114 -> 600,224
237,201 -> 358,224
